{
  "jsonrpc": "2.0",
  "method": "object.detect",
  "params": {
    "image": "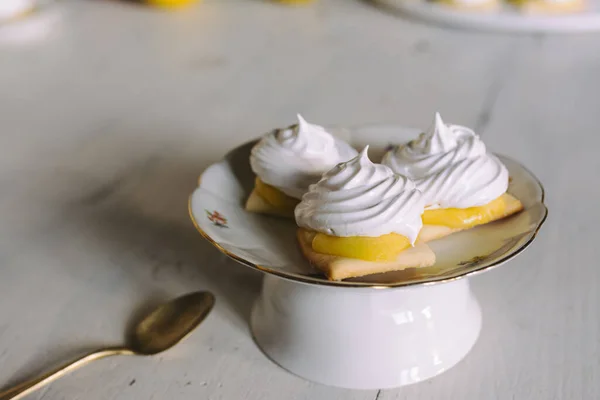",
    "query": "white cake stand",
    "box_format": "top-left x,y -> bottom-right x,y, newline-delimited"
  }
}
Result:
189,125 -> 547,389
373,0 -> 600,33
